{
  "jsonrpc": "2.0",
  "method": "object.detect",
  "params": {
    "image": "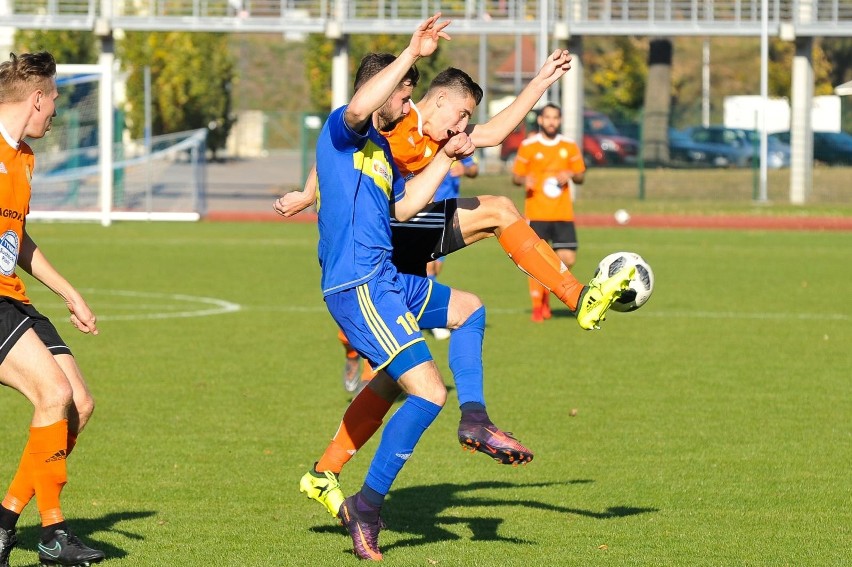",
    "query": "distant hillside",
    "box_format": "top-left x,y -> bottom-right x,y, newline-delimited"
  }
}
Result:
229,33 -> 850,131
